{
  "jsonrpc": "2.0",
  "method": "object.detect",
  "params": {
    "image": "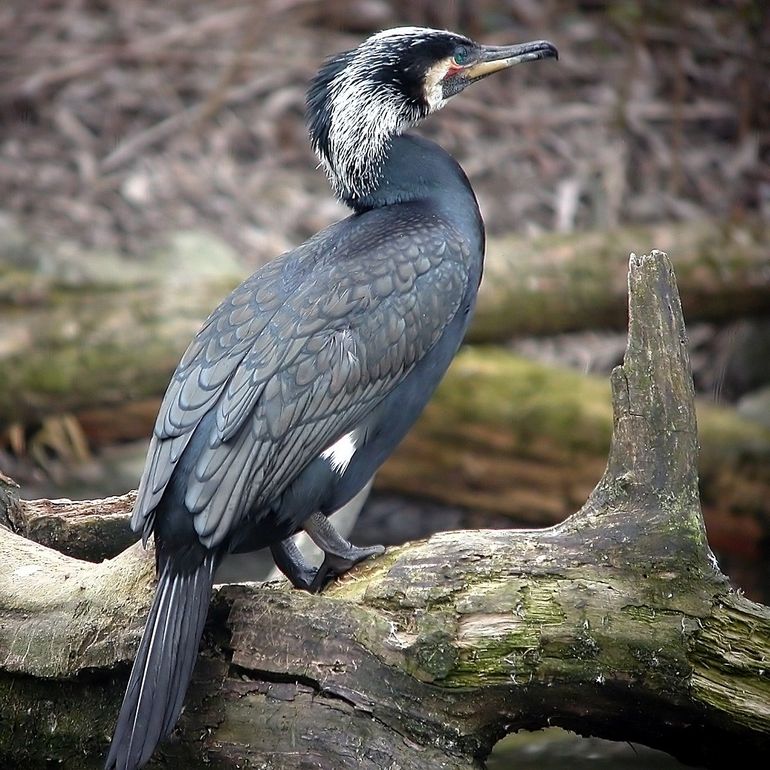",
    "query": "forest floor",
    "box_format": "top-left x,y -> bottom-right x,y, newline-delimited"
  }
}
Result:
2,0 -> 767,258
